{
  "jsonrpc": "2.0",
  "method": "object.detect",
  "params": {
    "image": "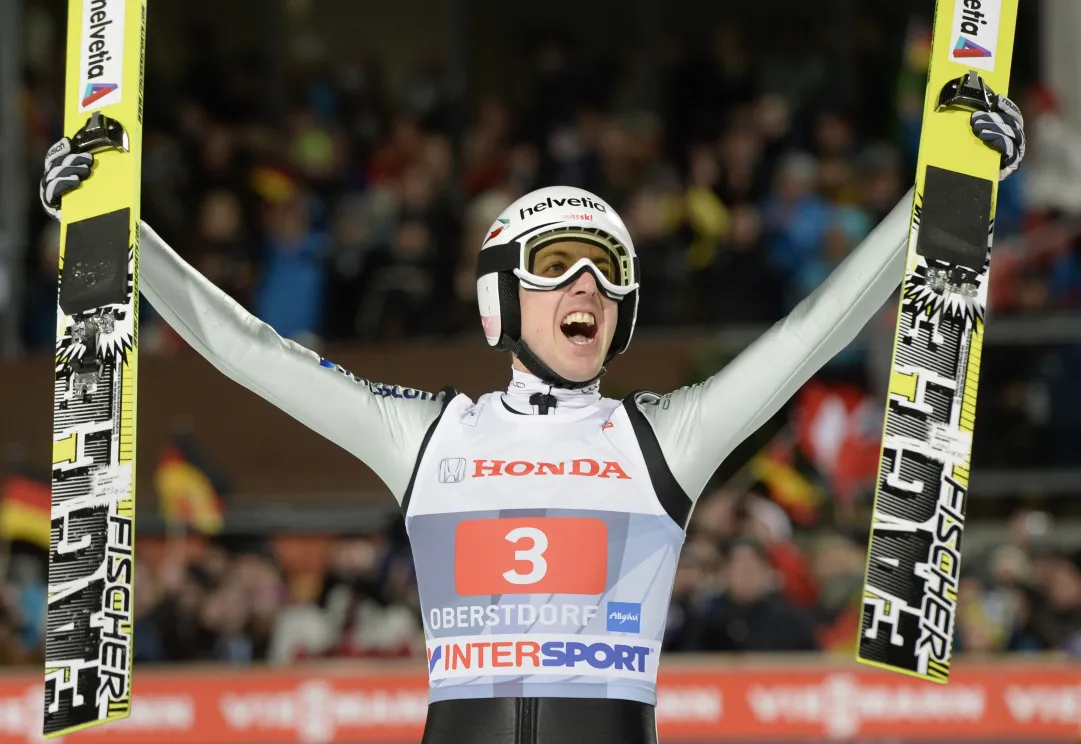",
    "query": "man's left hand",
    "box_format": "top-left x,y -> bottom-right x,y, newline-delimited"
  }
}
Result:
971,93 -> 1026,181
